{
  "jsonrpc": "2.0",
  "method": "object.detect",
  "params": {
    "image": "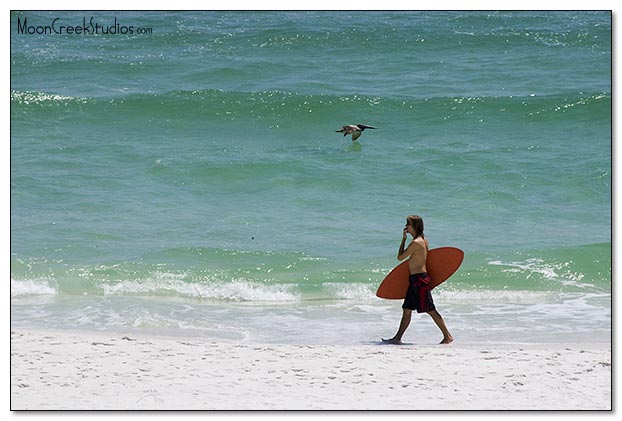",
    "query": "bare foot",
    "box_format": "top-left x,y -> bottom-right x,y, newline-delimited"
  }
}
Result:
382,338 -> 402,345
439,336 -> 454,344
